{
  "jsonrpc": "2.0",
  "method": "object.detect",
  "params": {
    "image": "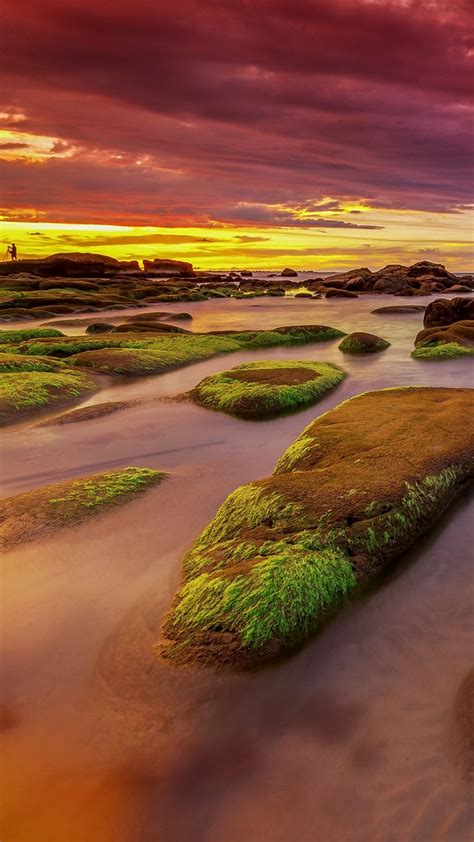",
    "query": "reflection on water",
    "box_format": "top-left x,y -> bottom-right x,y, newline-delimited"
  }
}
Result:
1,293 -> 473,841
